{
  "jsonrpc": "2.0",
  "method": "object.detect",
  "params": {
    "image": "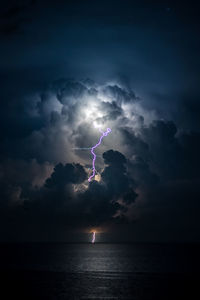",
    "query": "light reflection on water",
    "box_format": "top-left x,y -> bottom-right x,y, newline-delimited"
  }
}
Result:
0,243 -> 199,299
1,243 -> 197,274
